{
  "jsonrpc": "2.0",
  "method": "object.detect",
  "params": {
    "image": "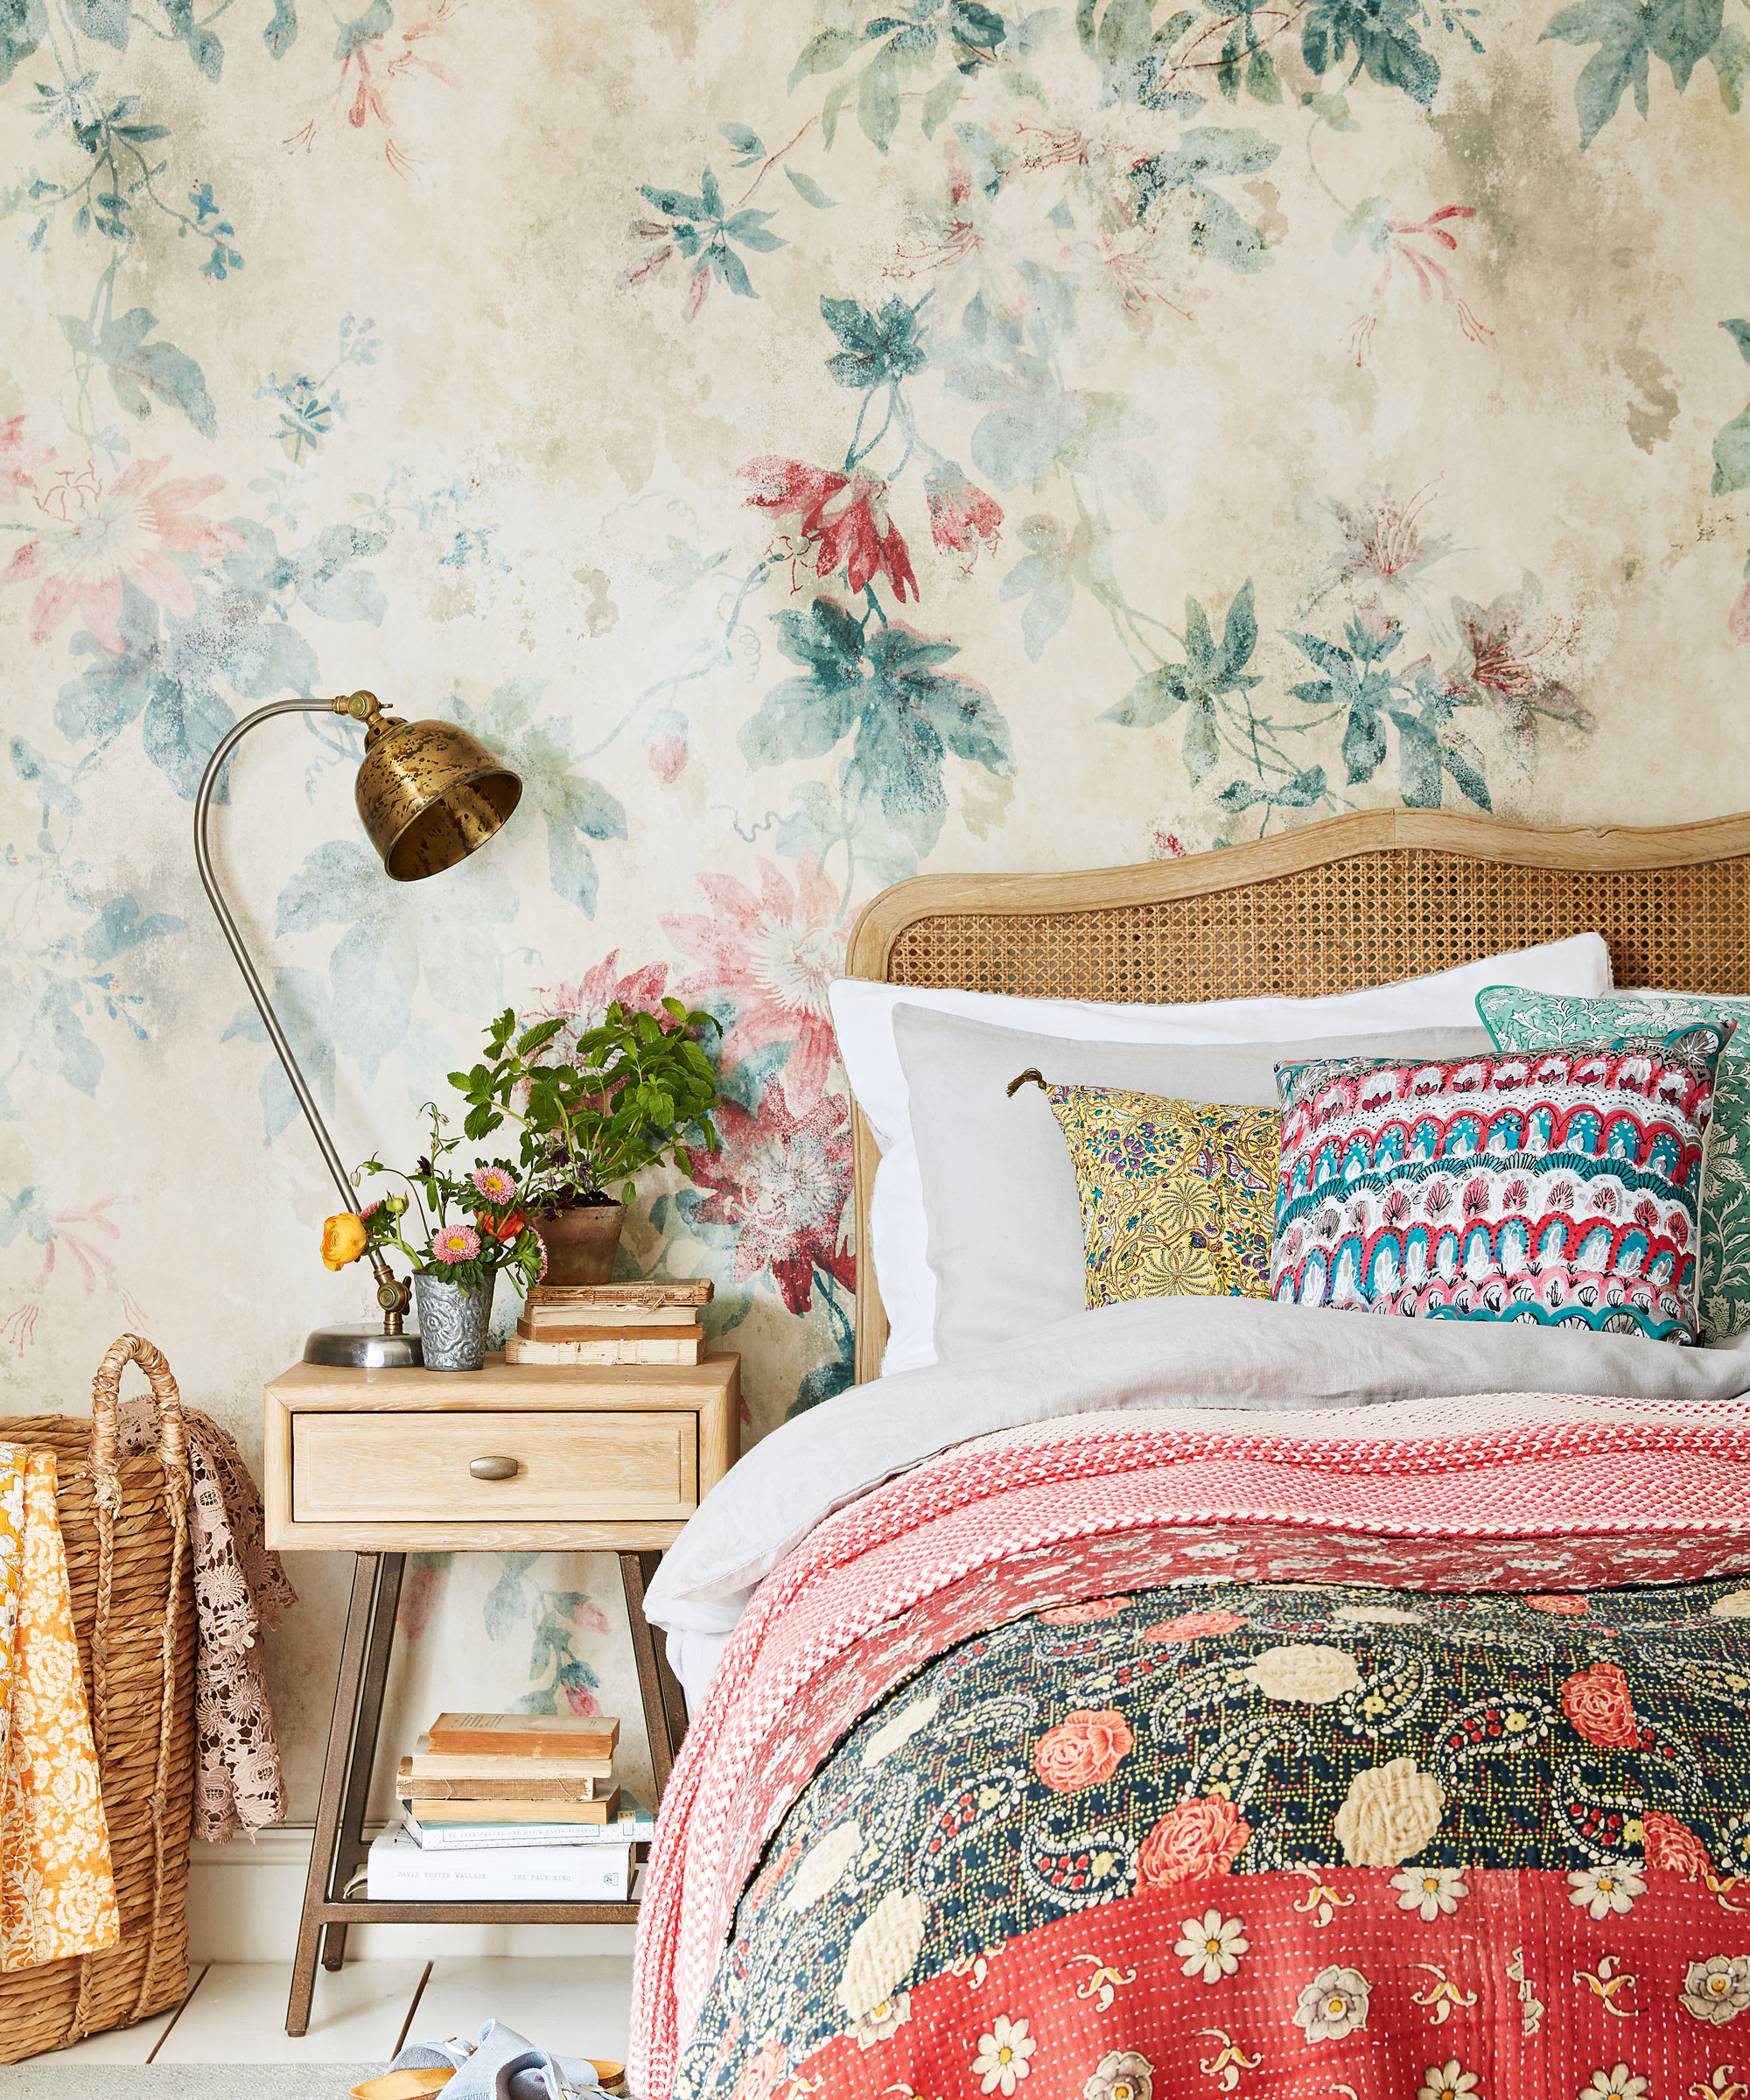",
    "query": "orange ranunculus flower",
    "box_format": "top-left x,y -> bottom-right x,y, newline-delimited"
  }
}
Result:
320,1213 -> 369,1270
